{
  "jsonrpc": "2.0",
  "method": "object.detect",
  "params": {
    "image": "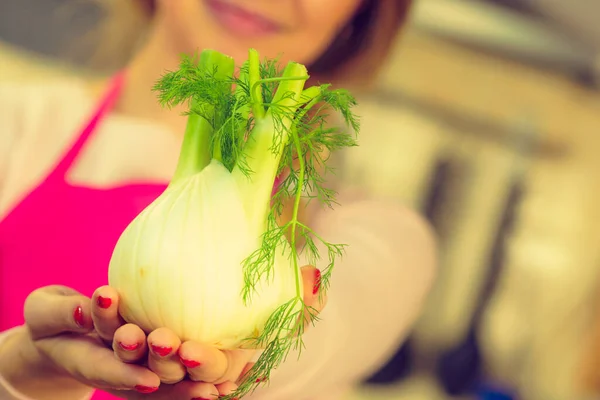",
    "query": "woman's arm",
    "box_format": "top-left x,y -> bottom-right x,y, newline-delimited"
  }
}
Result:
248,196 -> 437,400
0,328 -> 36,400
